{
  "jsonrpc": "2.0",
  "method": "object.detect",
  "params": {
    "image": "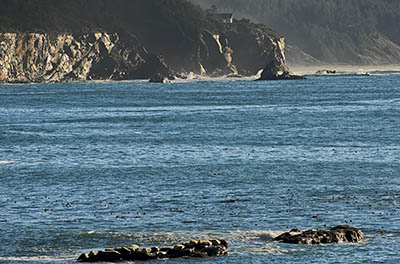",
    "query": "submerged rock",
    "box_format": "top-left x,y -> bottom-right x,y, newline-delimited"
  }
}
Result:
77,239 -> 228,262
274,225 -> 364,244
